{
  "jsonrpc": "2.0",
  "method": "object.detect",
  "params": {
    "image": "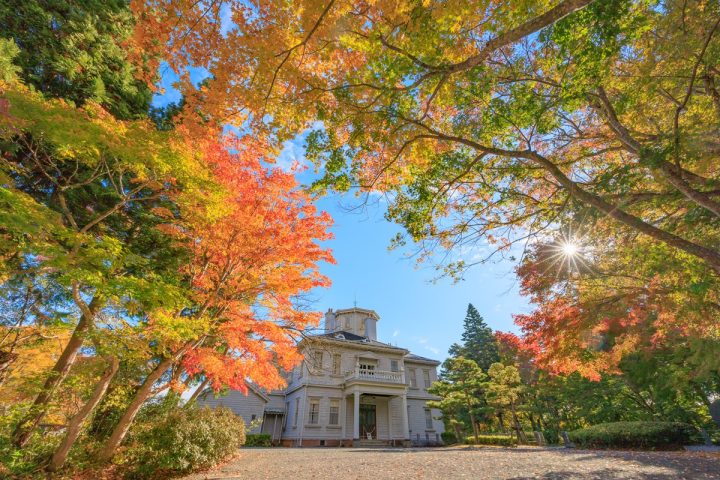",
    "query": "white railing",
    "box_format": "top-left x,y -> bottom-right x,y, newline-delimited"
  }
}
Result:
345,367 -> 405,384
